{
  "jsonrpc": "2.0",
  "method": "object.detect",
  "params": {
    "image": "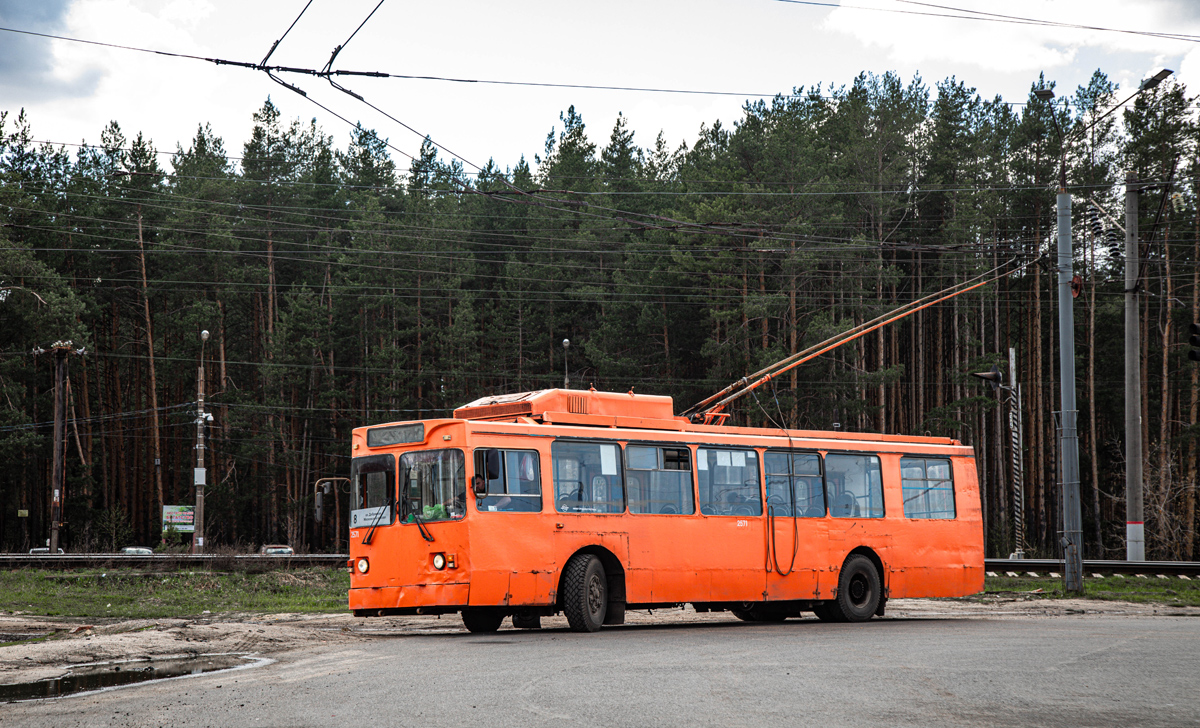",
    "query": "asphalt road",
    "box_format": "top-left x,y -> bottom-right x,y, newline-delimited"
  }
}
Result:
7,615 -> 1200,727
